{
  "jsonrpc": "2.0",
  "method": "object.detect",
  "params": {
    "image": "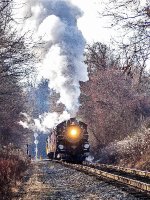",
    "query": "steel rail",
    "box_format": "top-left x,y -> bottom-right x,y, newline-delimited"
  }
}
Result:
89,163 -> 150,179
56,161 -> 150,194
